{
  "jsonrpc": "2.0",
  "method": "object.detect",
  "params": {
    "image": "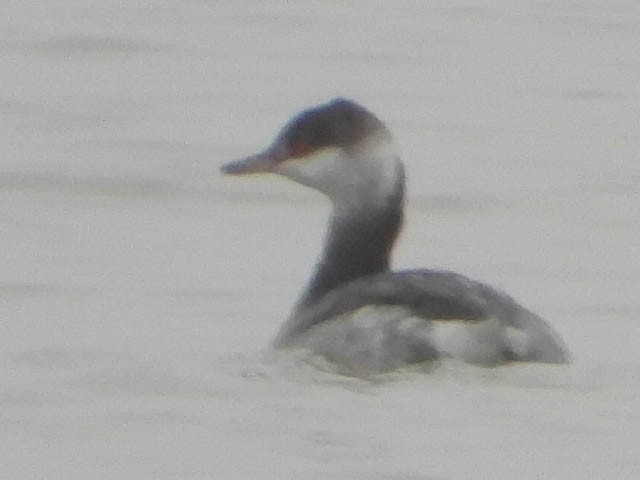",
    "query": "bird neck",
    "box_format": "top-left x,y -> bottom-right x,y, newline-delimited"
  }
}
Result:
295,164 -> 405,309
